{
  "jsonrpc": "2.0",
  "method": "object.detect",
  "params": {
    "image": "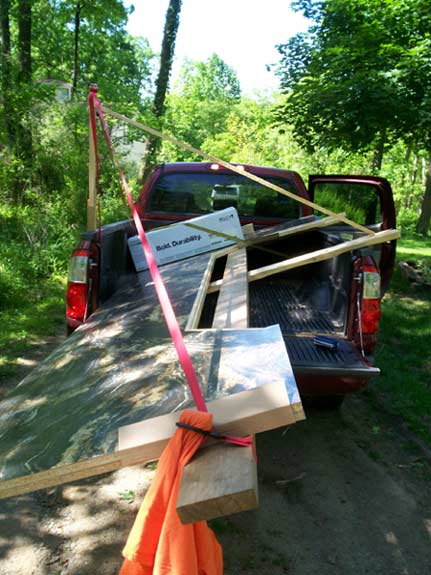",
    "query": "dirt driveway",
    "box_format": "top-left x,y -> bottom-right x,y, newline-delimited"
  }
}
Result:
1,387 -> 430,575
